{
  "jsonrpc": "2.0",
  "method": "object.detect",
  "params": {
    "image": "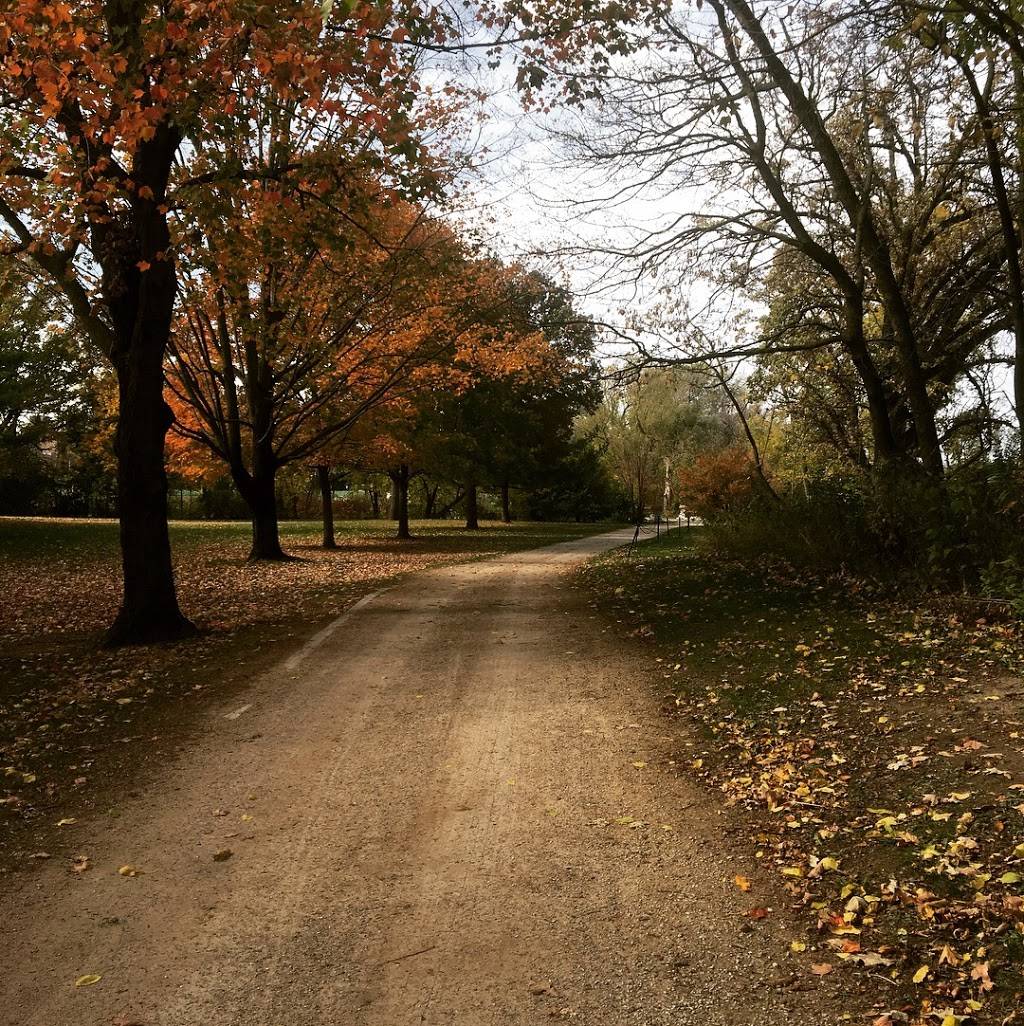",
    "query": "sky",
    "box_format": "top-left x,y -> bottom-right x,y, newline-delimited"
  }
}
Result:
430,11 -> 1018,425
